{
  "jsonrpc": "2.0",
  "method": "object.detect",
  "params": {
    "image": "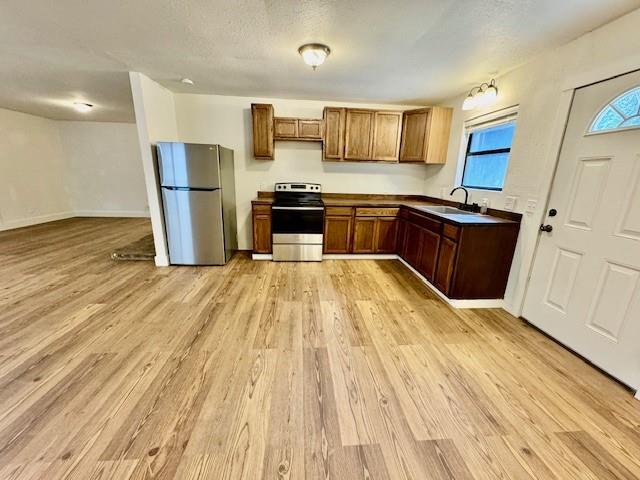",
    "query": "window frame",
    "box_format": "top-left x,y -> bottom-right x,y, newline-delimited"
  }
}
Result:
459,108 -> 518,192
